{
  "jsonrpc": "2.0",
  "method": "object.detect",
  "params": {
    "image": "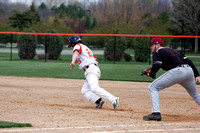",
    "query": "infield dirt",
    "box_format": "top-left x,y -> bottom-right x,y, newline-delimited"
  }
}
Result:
0,76 -> 200,133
